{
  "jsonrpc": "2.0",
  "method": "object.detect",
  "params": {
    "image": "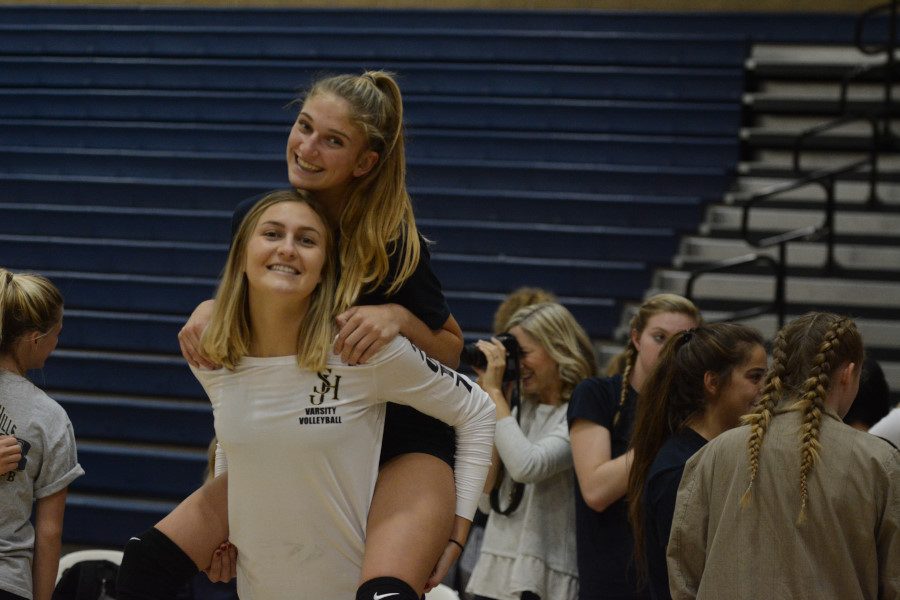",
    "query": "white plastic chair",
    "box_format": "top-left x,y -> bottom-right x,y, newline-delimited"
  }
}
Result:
425,583 -> 460,600
56,549 -> 124,584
